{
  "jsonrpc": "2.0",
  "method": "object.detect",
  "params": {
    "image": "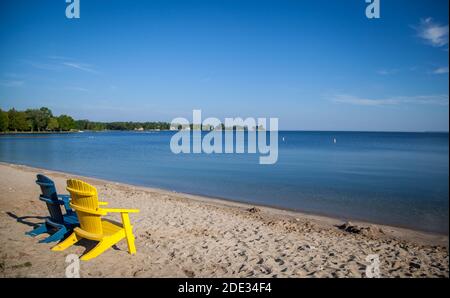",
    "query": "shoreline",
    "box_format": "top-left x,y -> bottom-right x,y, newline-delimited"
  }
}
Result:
0,162 -> 448,277
1,130 -> 449,135
0,131 -> 79,134
177,189 -> 448,237
1,161 -> 448,246
0,130 -> 171,134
